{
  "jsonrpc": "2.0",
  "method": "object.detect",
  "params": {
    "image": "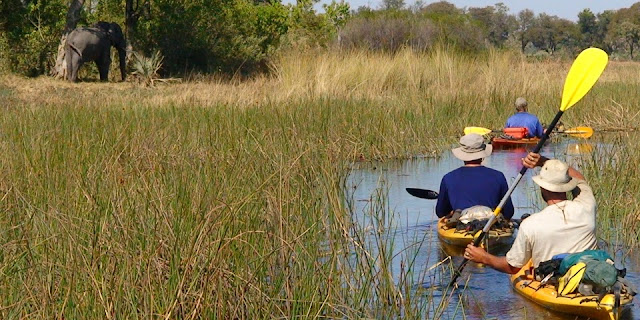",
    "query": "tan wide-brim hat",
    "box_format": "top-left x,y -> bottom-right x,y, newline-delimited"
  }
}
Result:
452,133 -> 493,161
532,159 -> 579,192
